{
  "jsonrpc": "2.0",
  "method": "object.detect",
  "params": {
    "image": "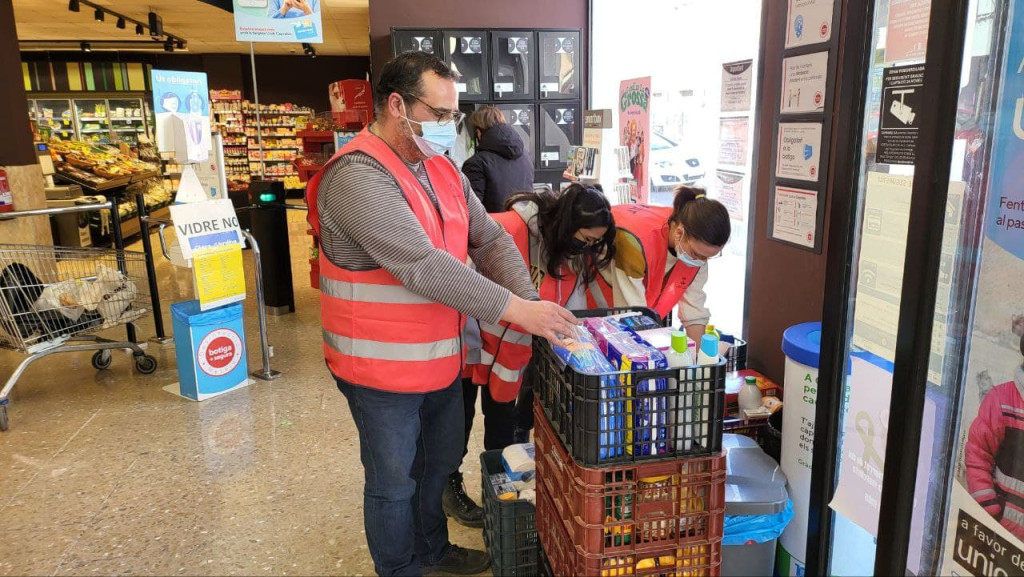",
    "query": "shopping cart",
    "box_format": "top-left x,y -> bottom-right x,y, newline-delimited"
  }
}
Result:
0,243 -> 157,430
